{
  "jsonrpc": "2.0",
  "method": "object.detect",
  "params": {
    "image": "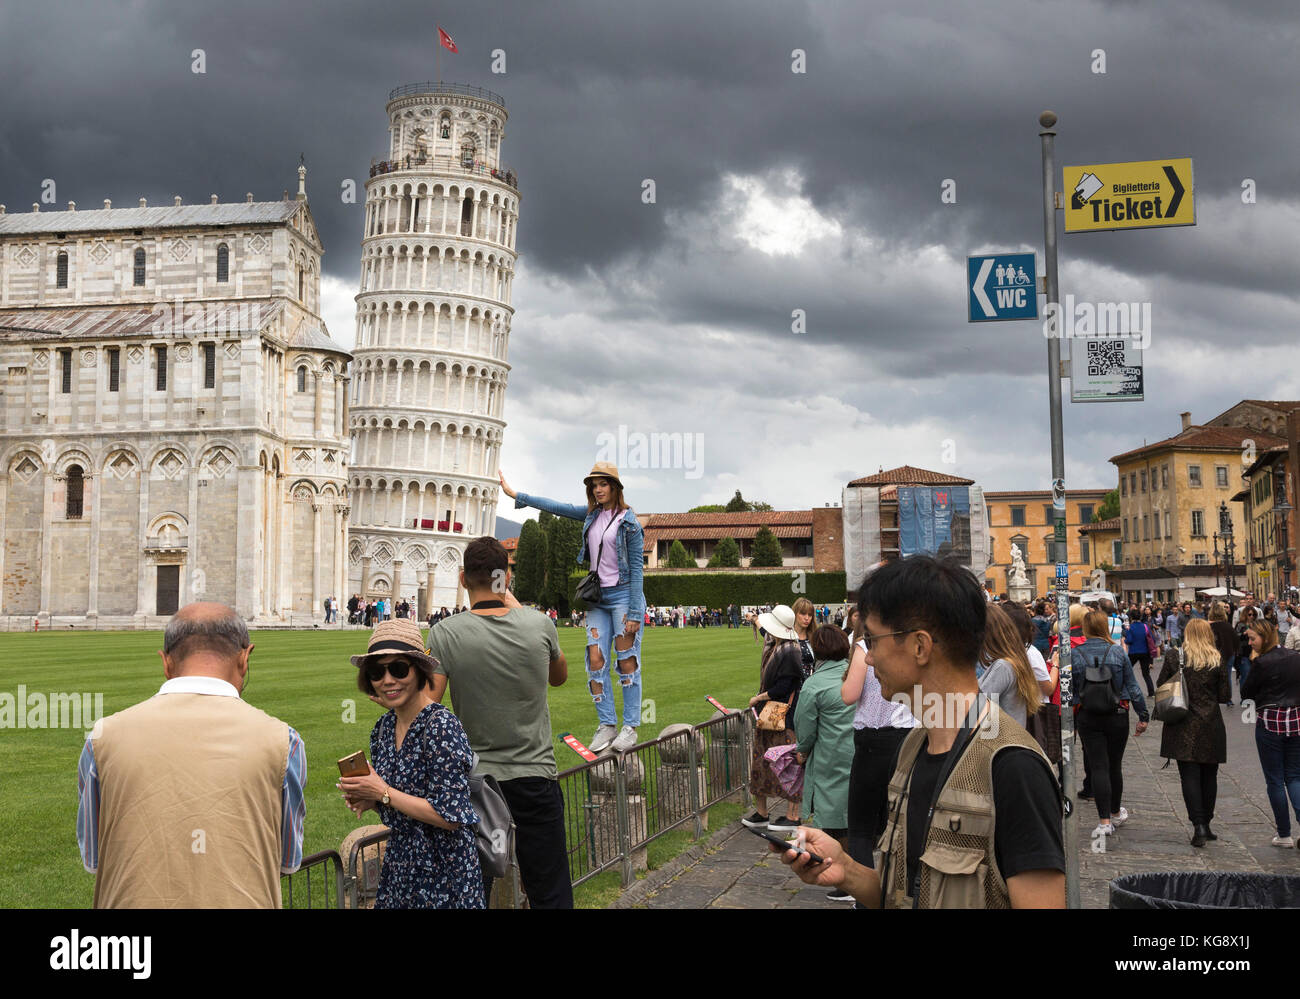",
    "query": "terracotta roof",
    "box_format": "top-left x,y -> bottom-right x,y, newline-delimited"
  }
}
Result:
1079,517 -> 1121,533
645,524 -> 811,543
0,200 -> 302,236
983,489 -> 1110,499
1110,425 -> 1286,464
643,511 -> 812,528
848,465 -> 974,487
1242,445 -> 1289,479
500,537 -> 518,551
